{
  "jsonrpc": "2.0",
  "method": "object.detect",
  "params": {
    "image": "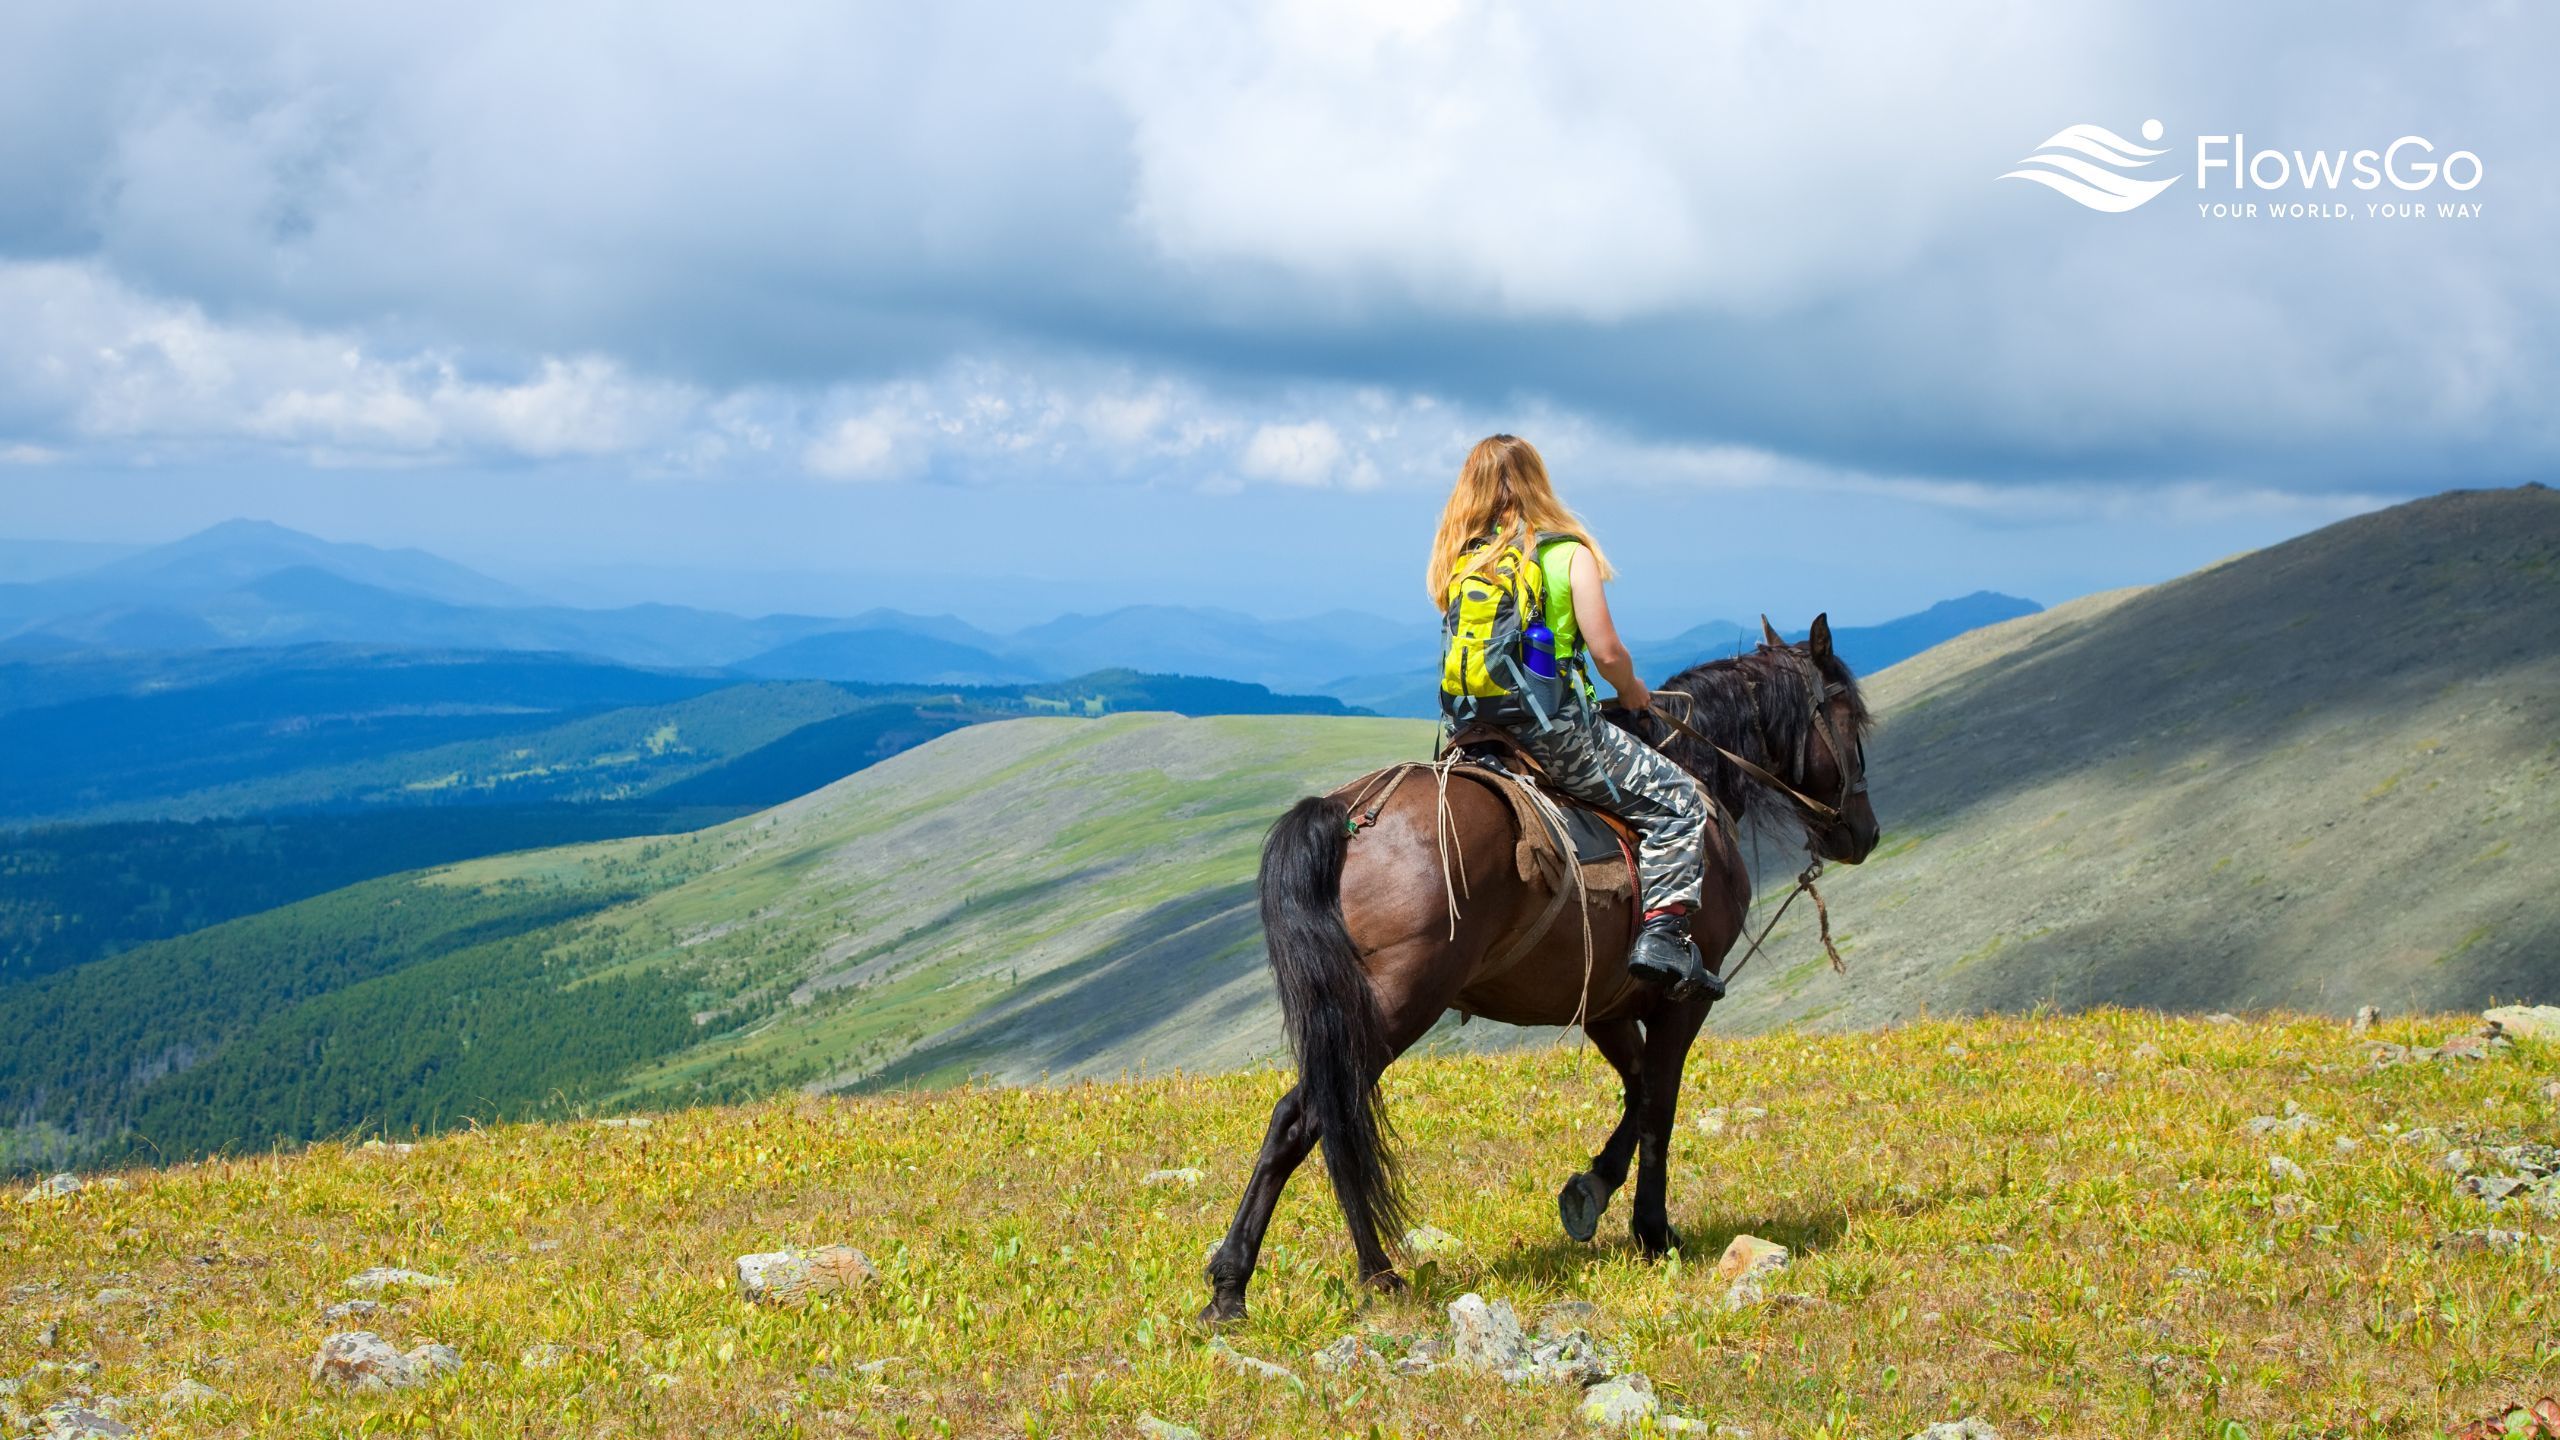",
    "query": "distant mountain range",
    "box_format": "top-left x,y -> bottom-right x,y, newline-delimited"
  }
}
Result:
8,486 -> 2546,1171
0,521 -> 2041,708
